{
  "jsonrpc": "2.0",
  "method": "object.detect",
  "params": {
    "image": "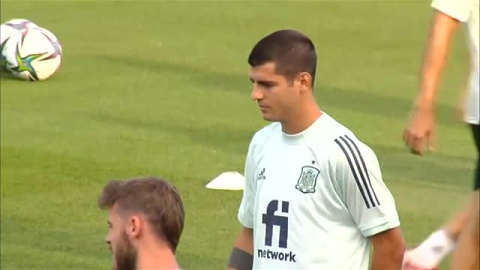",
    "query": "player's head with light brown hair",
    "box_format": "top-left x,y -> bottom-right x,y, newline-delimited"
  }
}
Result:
98,176 -> 185,270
